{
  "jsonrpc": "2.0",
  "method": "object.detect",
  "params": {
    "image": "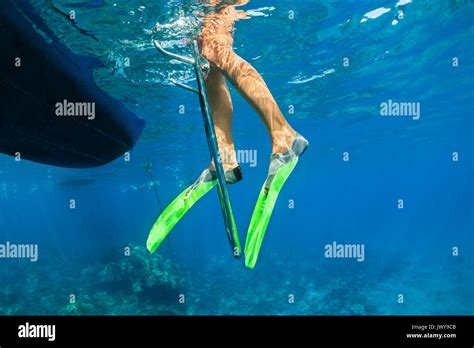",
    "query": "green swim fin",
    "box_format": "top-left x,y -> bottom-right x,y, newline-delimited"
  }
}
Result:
147,170 -> 217,254
244,157 -> 299,269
